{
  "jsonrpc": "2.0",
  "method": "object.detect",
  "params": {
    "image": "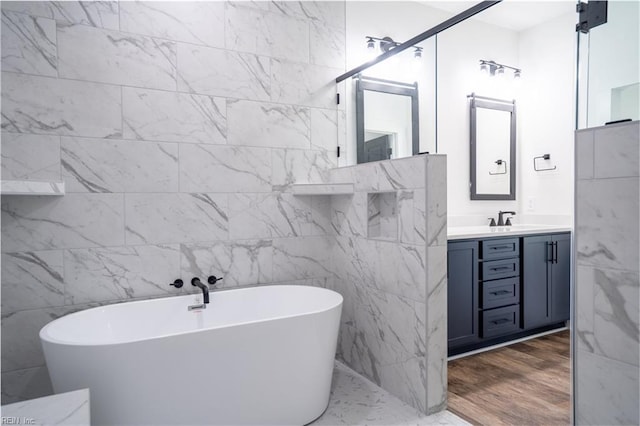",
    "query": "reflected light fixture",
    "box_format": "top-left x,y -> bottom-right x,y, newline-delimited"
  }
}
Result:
479,59 -> 521,79
364,35 -> 423,60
